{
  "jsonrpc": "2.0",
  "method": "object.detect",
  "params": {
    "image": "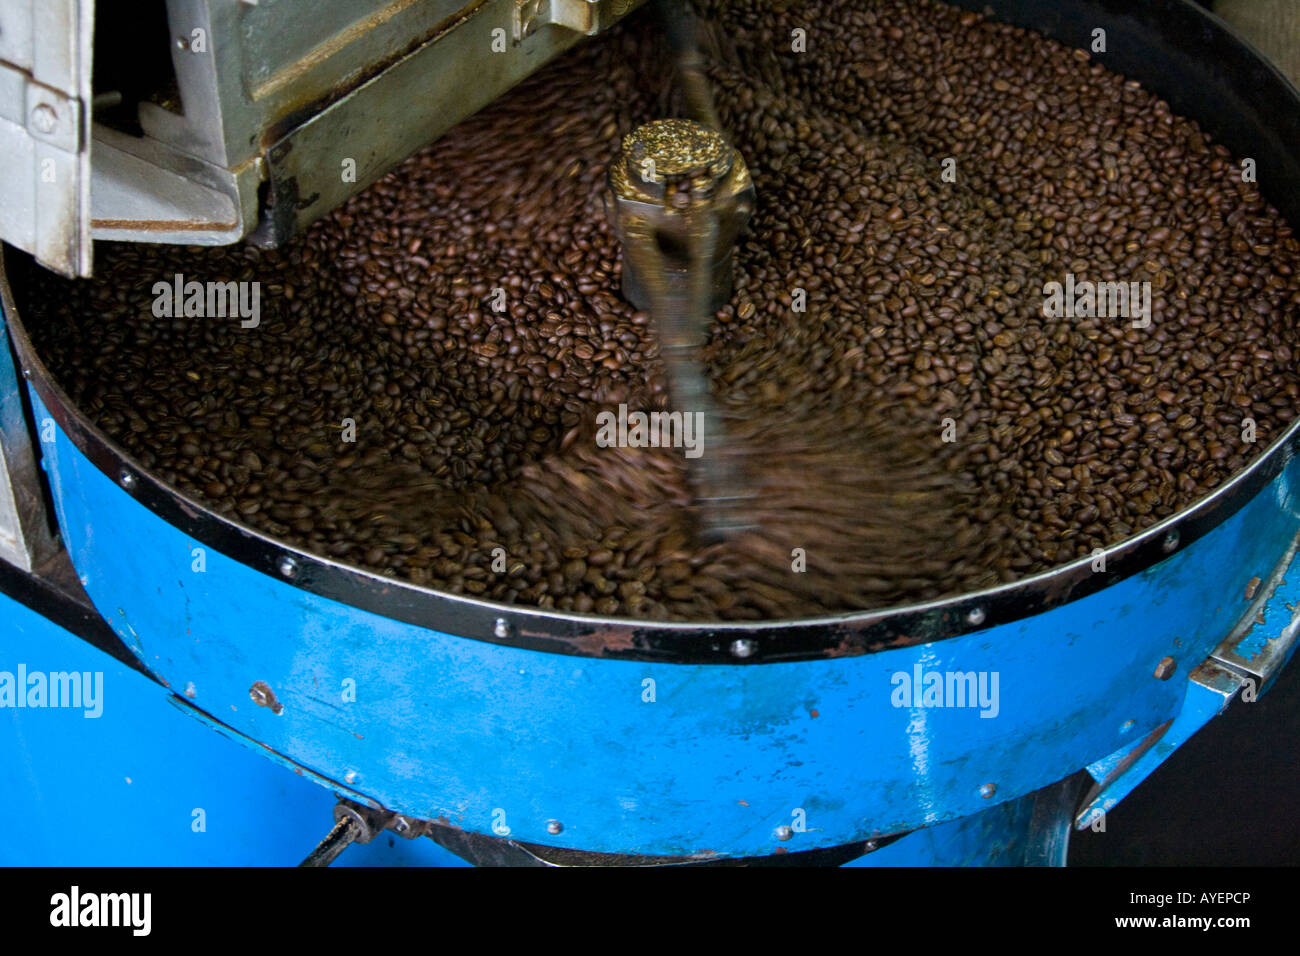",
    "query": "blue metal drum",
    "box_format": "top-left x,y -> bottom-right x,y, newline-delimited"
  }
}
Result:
14,382 -> 1300,860
3,0 -> 1300,865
